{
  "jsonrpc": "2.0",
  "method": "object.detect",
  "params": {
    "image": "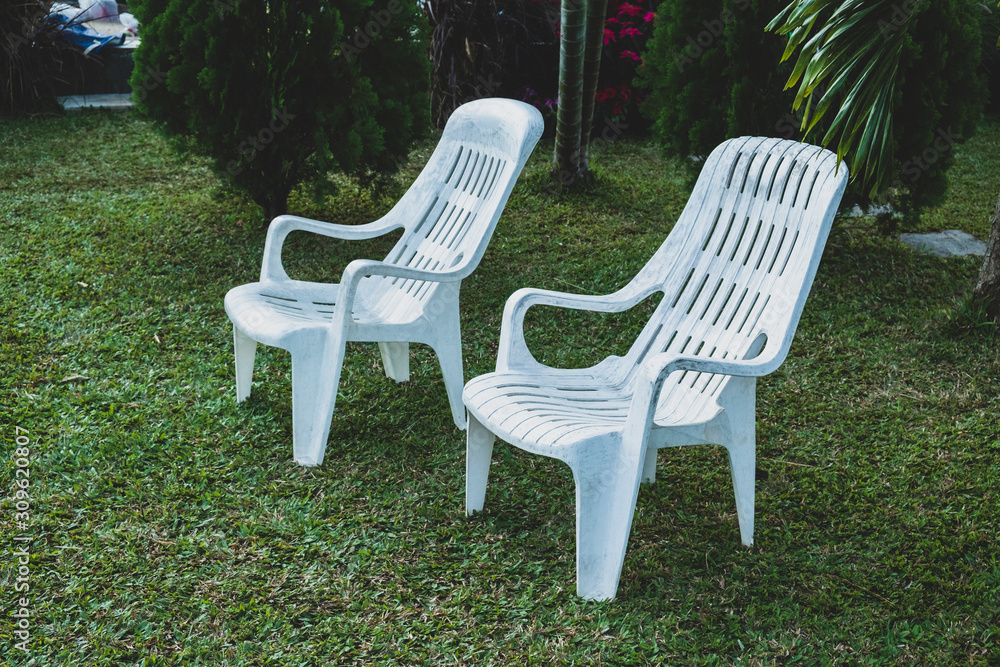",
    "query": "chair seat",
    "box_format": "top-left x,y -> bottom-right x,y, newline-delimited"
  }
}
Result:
464,368 -> 725,452
225,281 -> 341,344
225,278 -> 432,347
